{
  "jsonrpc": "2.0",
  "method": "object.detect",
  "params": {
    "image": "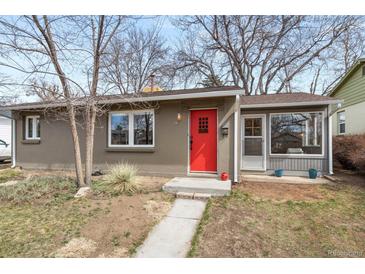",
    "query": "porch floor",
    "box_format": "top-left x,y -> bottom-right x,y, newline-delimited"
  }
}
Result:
162,177 -> 231,196
241,174 -> 331,184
